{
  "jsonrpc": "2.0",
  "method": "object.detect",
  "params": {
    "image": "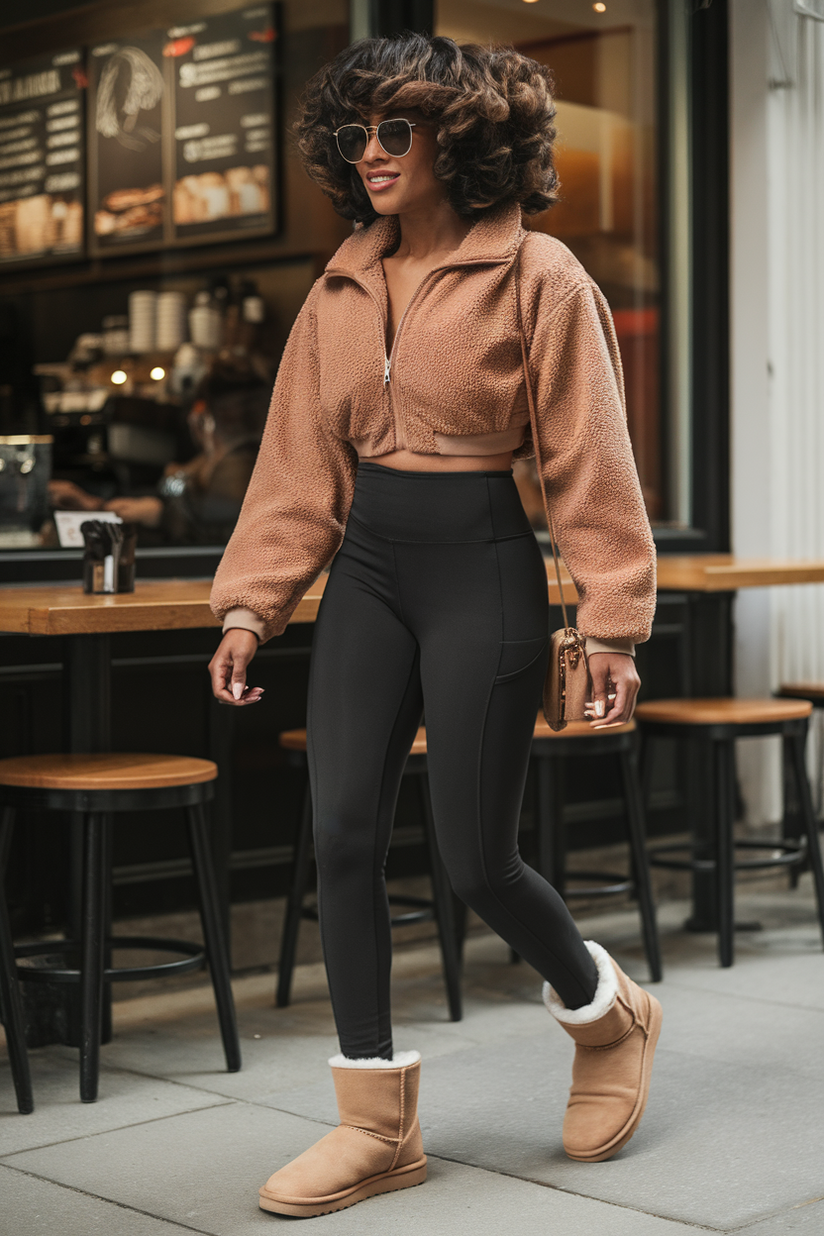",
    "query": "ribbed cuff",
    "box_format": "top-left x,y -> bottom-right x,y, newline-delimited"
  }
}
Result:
222,607 -> 267,643
585,636 -> 636,658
